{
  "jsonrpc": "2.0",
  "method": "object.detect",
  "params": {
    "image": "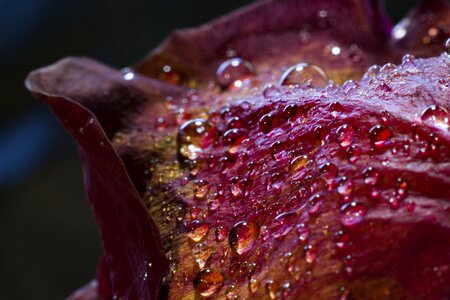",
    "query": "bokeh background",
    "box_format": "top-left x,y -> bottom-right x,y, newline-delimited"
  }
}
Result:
0,0 -> 419,299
